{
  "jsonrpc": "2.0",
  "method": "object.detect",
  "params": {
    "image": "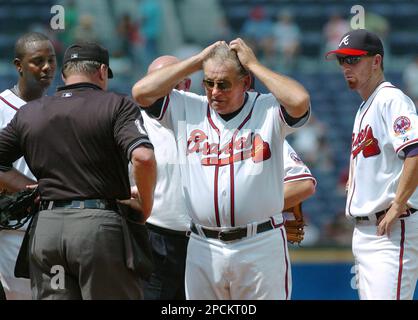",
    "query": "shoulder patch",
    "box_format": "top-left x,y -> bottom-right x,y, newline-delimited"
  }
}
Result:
290,152 -> 303,164
393,116 -> 411,135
